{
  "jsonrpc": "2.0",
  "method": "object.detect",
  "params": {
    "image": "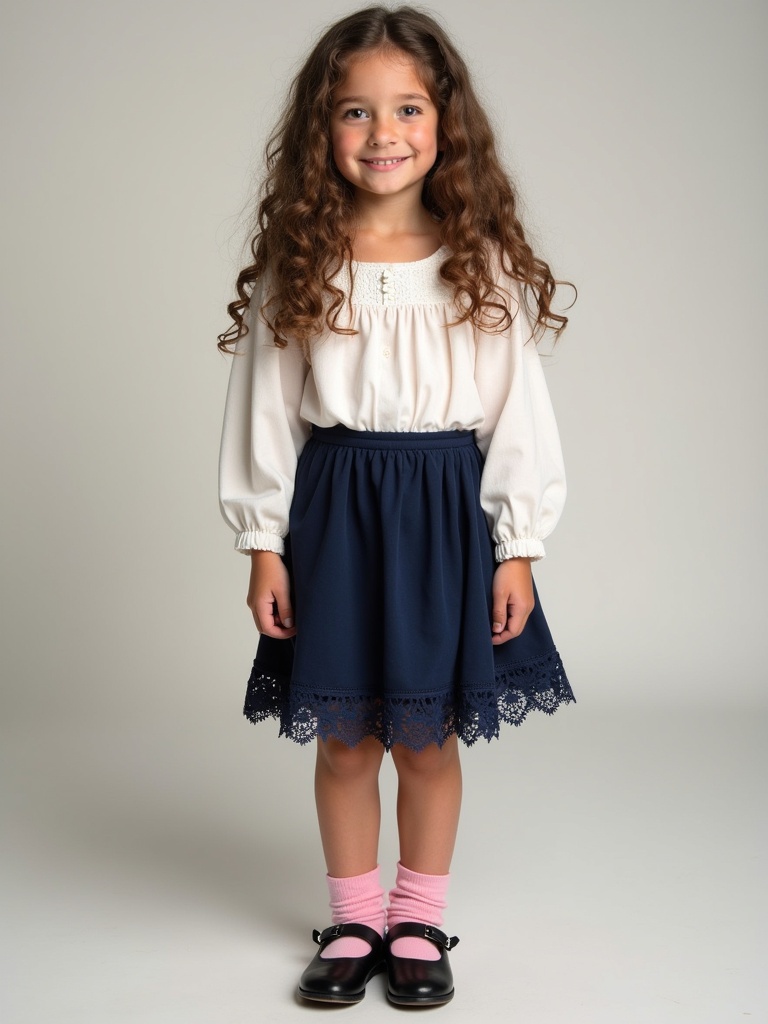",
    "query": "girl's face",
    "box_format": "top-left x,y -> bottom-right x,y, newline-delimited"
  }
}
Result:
330,49 -> 442,206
